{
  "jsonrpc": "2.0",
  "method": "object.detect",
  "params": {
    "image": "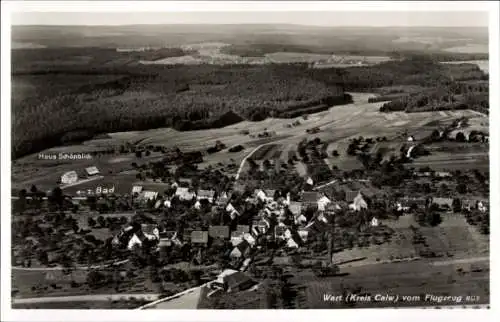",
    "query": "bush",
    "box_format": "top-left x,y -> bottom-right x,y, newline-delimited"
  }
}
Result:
228,145 -> 245,153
